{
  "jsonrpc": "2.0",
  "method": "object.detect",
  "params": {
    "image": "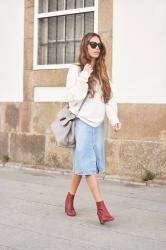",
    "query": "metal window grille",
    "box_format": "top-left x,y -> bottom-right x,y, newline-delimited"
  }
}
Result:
37,0 -> 95,65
